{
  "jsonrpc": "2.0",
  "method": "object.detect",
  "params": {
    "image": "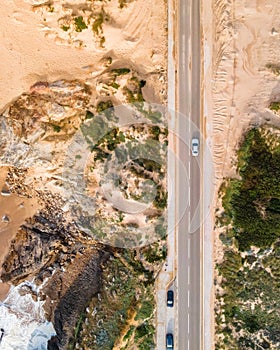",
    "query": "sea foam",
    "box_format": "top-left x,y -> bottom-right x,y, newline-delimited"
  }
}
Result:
0,281 -> 56,350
